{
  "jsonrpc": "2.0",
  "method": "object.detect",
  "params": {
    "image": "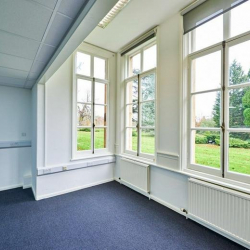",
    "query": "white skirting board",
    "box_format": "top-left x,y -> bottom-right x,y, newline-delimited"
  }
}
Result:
0,184 -> 23,192
36,163 -> 114,200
